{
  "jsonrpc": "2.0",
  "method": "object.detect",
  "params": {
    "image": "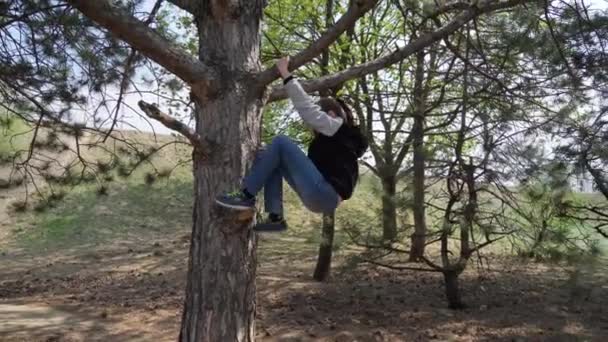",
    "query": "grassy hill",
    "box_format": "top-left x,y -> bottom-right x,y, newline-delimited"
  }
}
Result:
1,125 -> 606,259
